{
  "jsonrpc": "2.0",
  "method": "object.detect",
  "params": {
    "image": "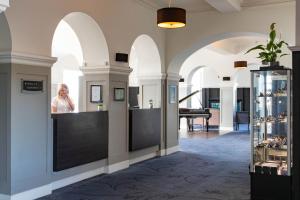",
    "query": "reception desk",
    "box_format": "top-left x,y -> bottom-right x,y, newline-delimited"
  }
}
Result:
129,108 -> 161,151
52,111 -> 108,171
